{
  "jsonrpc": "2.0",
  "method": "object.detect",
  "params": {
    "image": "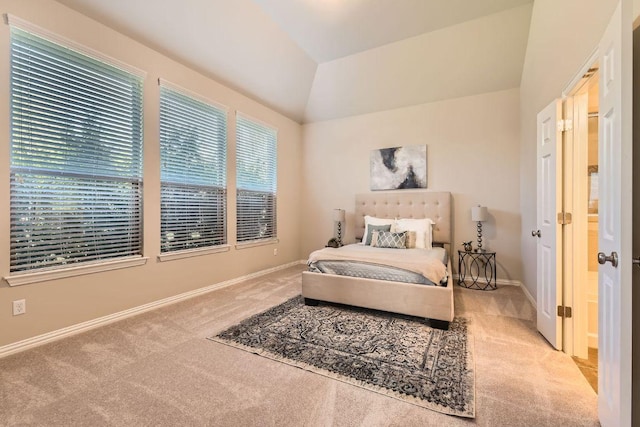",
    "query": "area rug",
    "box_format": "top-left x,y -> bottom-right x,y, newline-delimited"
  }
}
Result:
208,296 -> 475,418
